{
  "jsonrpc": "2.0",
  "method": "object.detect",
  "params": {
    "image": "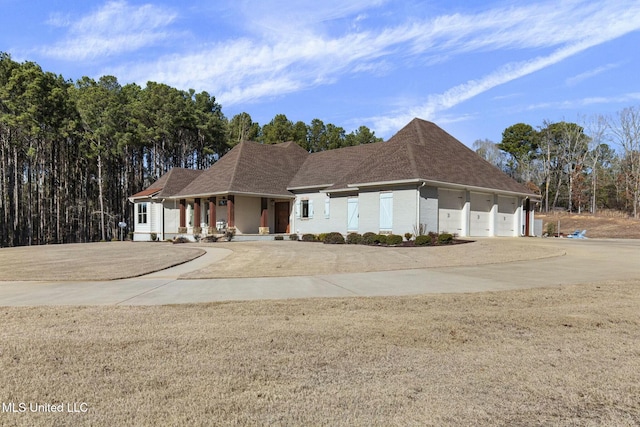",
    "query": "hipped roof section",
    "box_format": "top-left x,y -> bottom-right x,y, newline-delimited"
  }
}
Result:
321,118 -> 535,195
129,168 -> 202,199
133,118 -> 536,200
175,140 -> 309,198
